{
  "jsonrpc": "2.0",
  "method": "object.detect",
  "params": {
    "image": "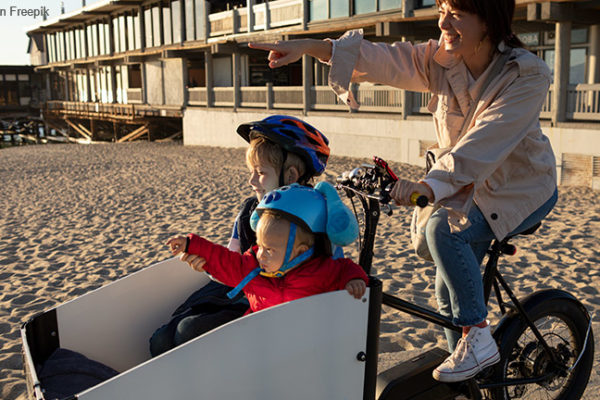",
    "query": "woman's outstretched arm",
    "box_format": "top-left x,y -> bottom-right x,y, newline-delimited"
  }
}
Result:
248,39 -> 333,68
